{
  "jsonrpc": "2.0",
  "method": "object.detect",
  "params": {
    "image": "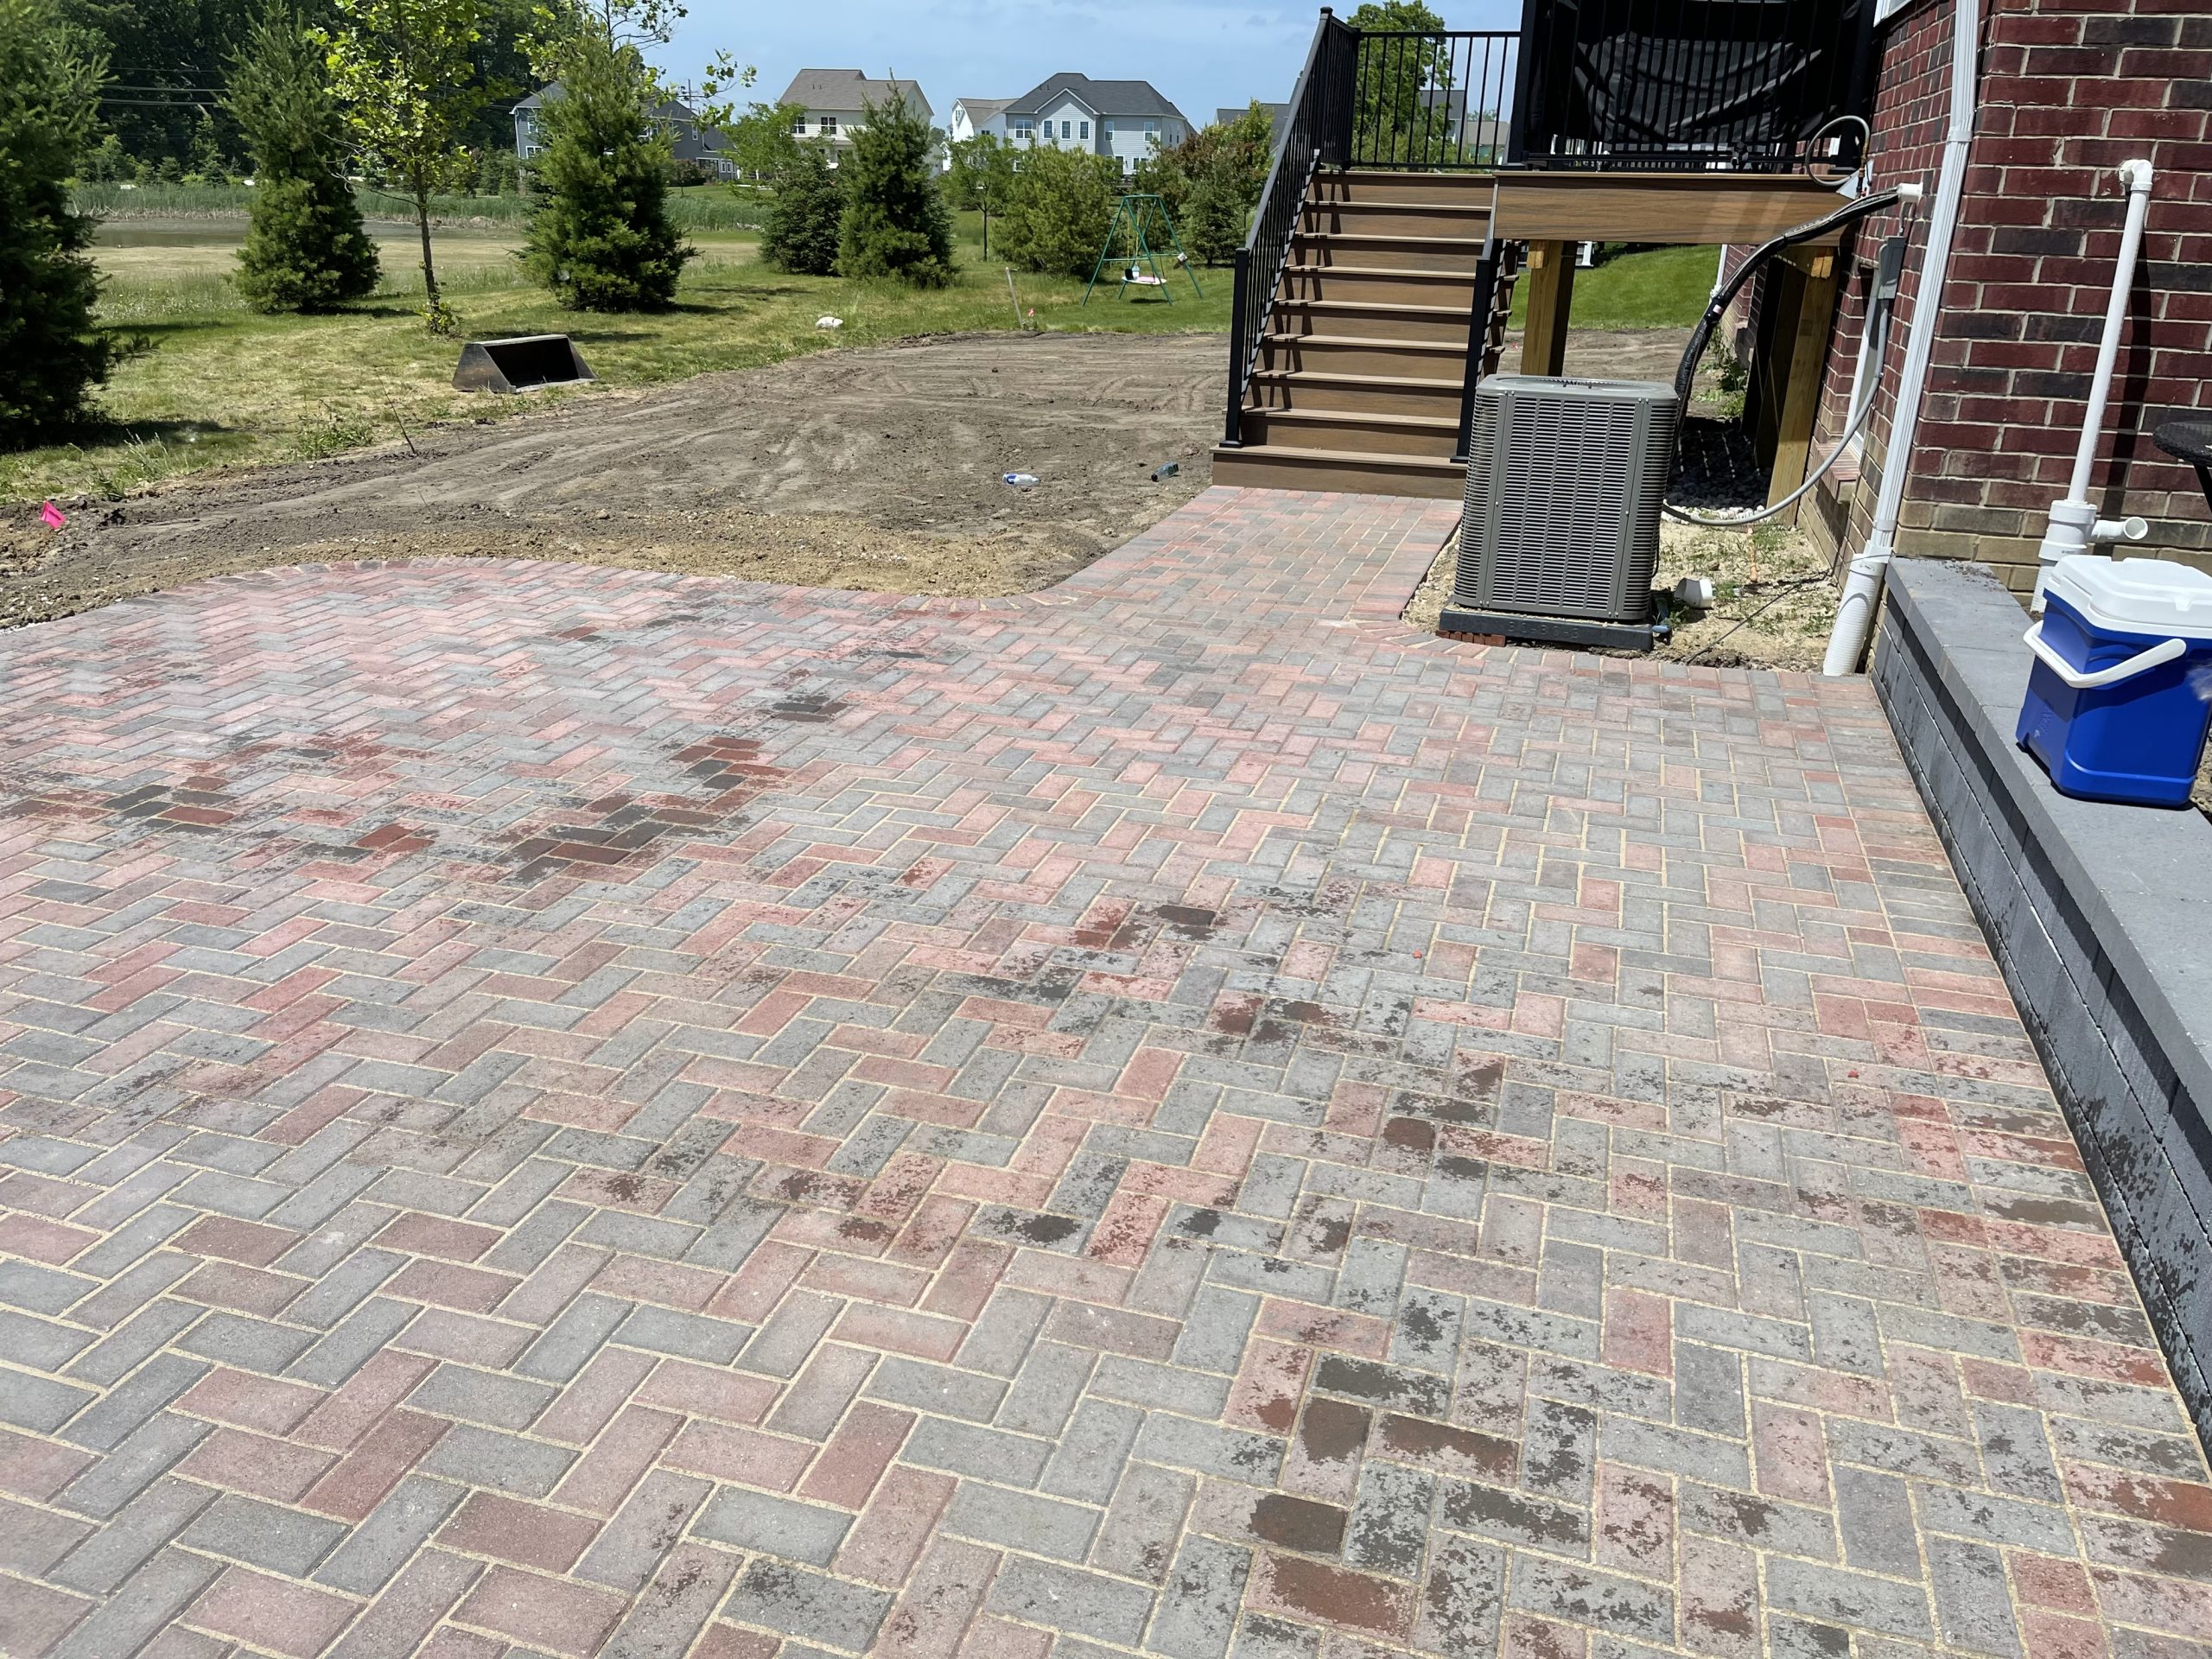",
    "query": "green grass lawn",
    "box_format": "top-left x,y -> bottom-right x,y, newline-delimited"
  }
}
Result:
1510,243 -> 1718,330
6,209 -> 1230,504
